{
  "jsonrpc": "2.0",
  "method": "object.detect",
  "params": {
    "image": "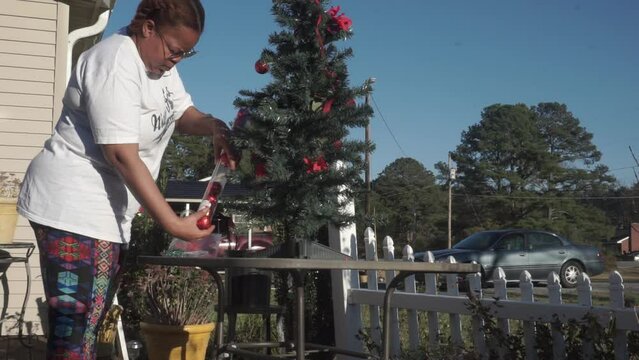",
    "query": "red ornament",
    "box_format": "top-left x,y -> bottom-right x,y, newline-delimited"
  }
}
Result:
207,194 -> 218,206
333,140 -> 343,151
209,182 -> 222,196
219,153 -> 230,167
255,59 -> 269,74
196,211 -> 212,230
